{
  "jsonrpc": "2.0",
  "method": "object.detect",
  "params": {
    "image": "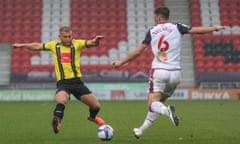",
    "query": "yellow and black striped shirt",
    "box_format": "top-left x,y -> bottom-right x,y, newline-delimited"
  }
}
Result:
43,39 -> 87,81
